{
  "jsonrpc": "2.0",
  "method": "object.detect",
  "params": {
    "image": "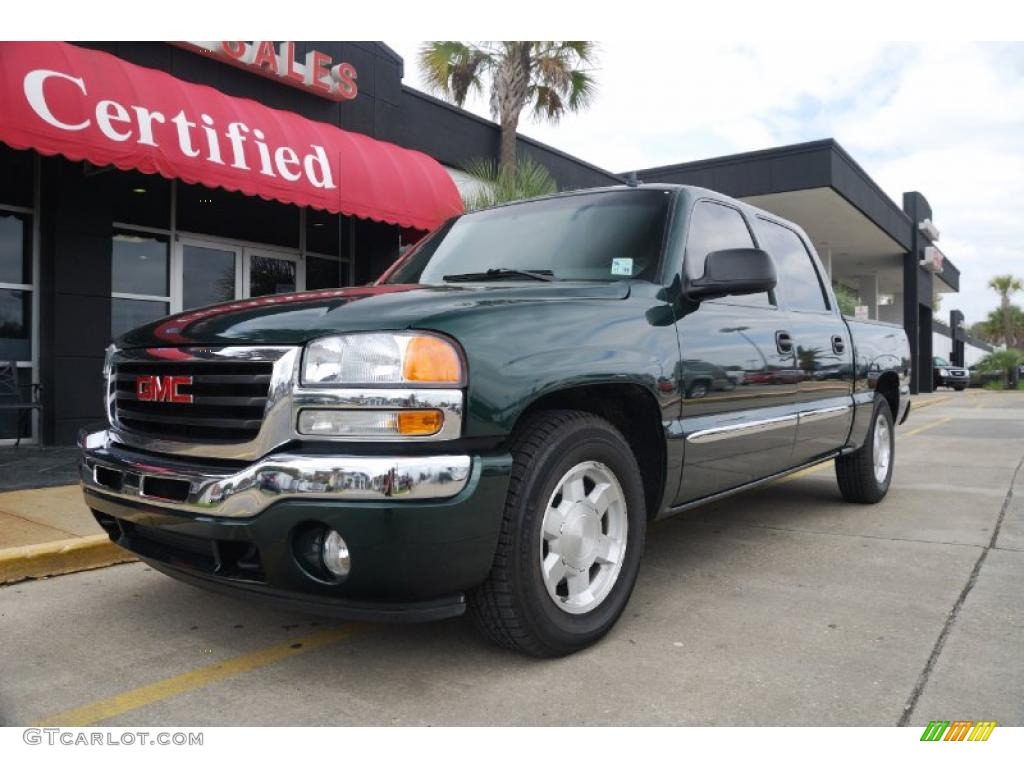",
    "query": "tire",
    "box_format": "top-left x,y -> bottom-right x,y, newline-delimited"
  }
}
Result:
687,381 -> 709,399
835,395 -> 895,504
469,410 -> 646,657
